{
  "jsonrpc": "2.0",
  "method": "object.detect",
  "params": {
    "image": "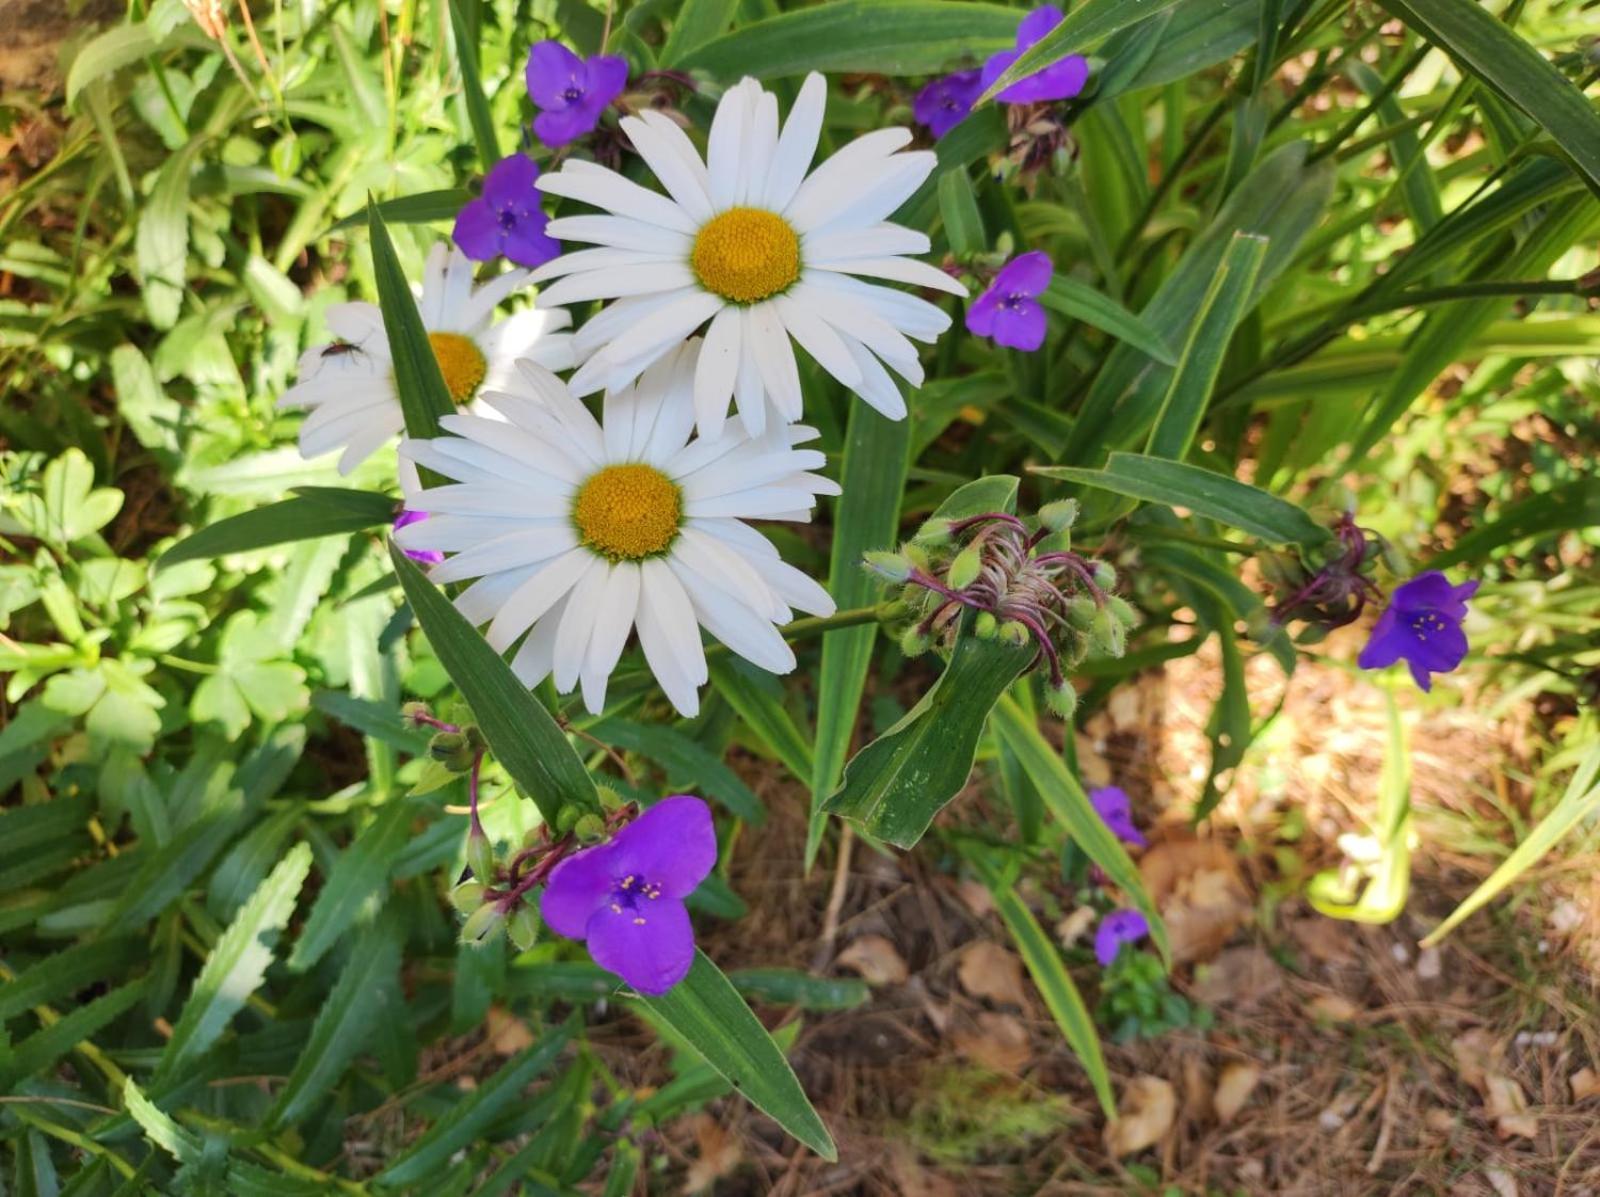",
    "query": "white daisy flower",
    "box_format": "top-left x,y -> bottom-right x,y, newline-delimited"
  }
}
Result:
528,72 -> 966,439
279,243 -> 576,474
394,339 -> 839,717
